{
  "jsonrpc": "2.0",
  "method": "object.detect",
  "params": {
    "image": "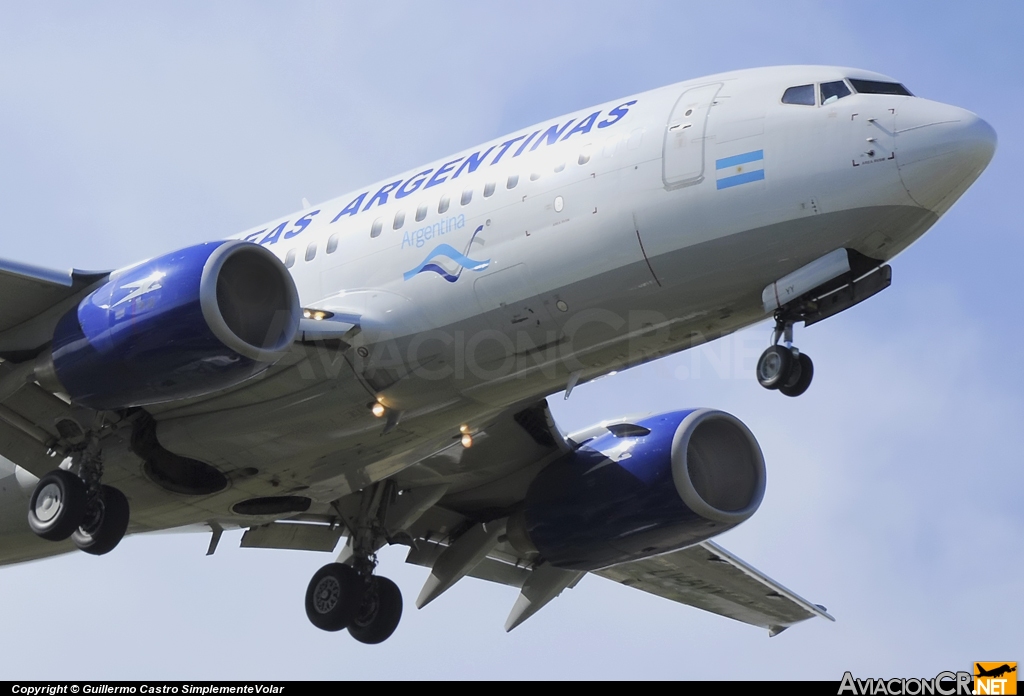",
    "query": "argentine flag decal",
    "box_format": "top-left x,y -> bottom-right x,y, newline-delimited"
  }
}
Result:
716,150 -> 764,190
